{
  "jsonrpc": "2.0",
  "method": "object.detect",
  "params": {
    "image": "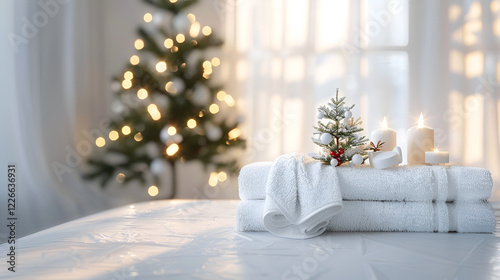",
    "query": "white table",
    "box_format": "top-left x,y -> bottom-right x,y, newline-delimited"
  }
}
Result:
1,200 -> 500,279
